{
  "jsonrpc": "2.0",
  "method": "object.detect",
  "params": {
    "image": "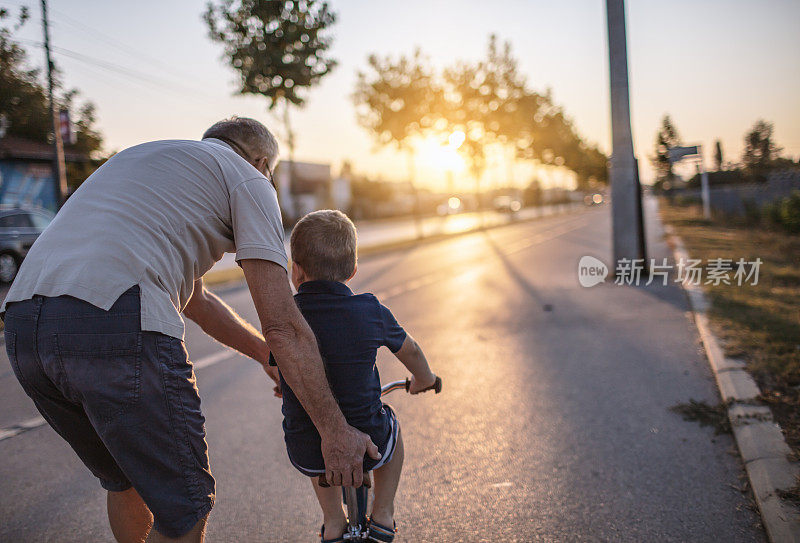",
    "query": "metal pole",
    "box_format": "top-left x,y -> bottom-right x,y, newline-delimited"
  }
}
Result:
698,146 -> 710,219
41,0 -> 68,207
406,150 -> 423,239
606,0 -> 645,266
